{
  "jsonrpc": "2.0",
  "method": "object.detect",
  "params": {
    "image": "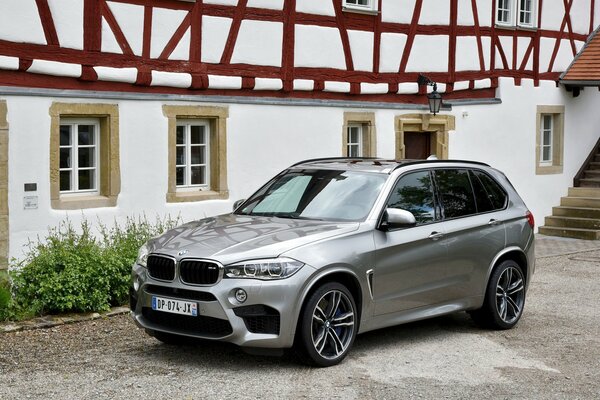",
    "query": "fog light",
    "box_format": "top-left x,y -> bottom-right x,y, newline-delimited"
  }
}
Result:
235,288 -> 247,303
133,275 -> 141,292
